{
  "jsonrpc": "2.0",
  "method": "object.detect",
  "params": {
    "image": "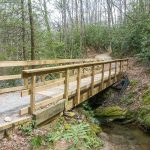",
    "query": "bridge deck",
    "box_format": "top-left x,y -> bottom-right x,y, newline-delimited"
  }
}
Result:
0,70 -> 116,124
0,59 -> 128,130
